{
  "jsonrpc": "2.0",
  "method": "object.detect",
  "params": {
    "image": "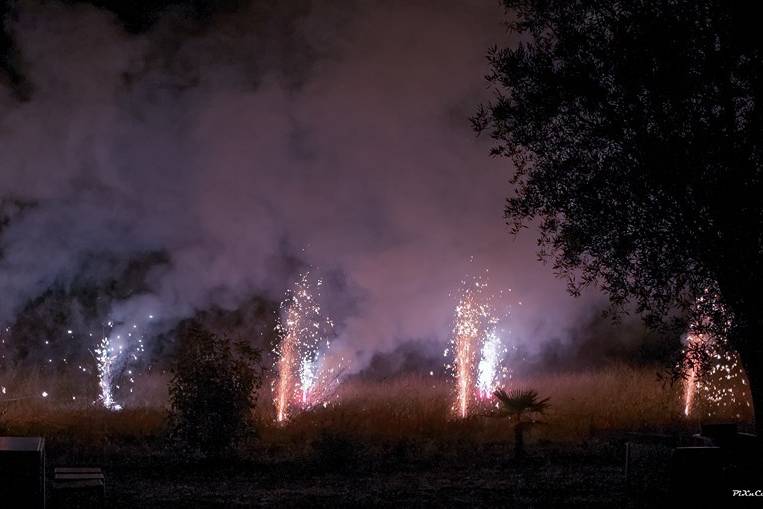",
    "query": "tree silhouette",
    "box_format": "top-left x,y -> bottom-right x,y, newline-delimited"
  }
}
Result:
169,320 -> 261,456
475,1 -> 763,432
494,388 -> 550,460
